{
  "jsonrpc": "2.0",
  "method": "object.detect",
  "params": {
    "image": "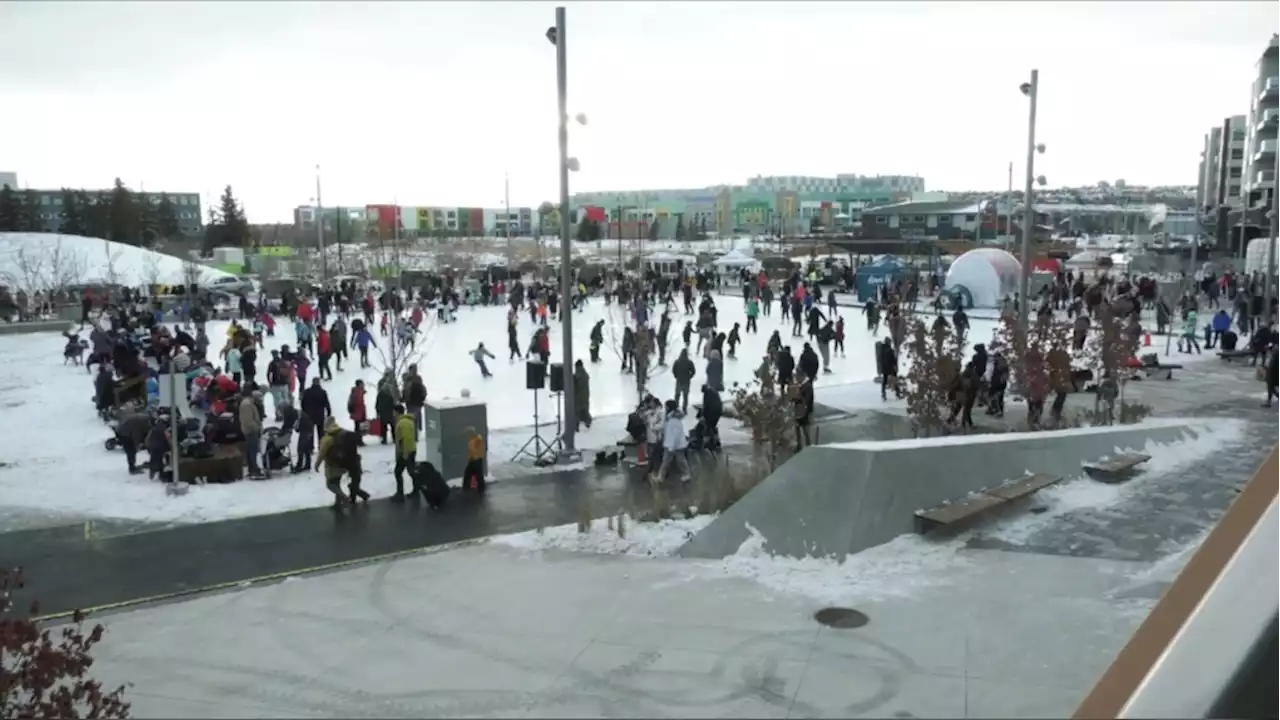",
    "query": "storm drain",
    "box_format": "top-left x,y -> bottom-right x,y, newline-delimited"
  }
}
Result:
813,607 -> 869,629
